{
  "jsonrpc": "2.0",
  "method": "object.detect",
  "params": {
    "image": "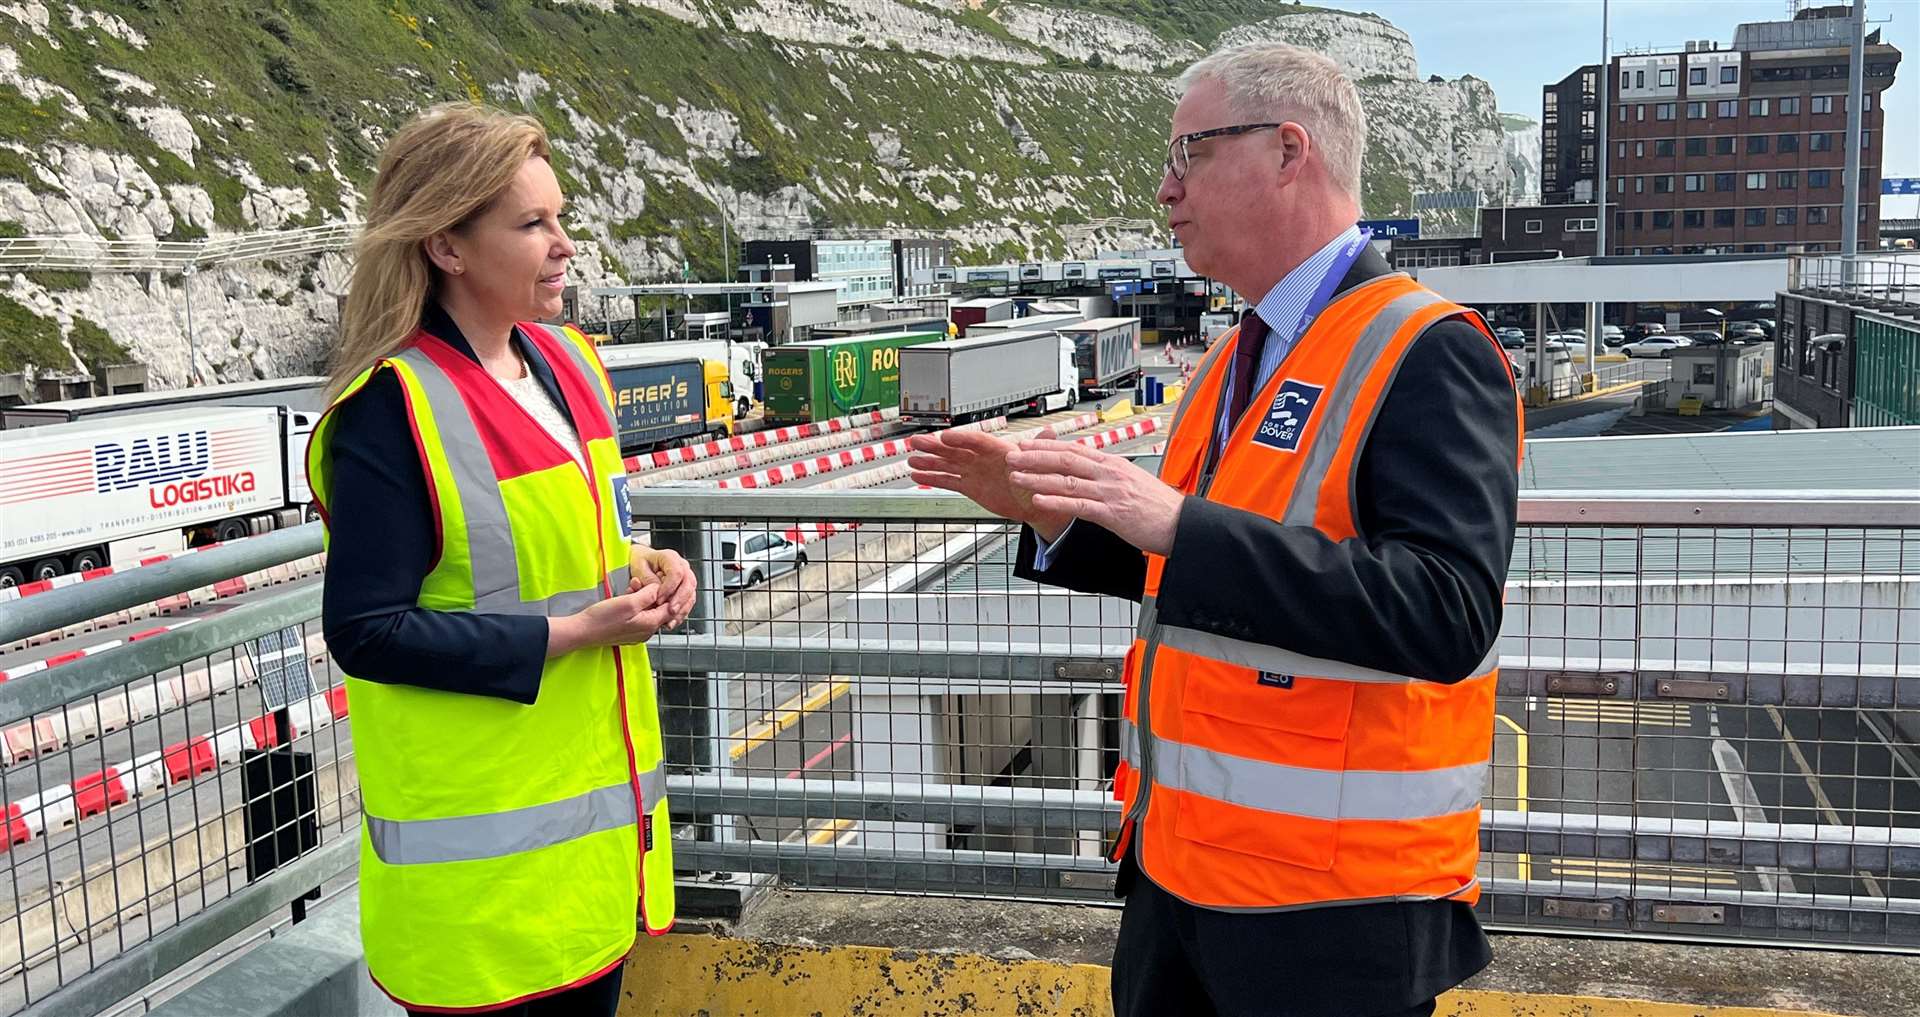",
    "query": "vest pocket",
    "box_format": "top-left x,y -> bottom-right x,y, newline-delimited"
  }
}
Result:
1184,669 -> 1356,744
1172,786 -> 1339,871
